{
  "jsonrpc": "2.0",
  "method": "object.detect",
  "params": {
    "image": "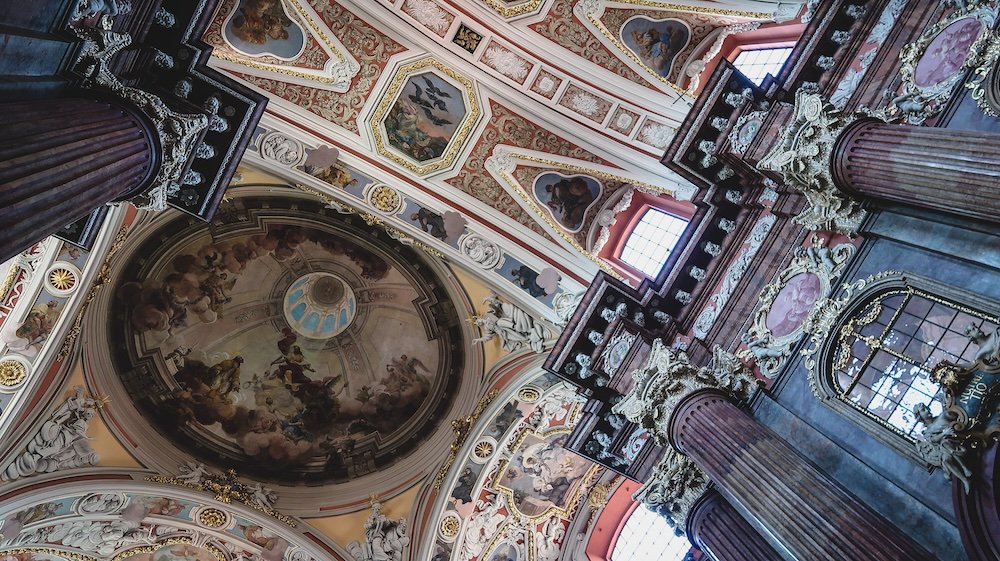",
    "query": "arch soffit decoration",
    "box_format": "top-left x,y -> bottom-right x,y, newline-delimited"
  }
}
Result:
0,472 -> 348,561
